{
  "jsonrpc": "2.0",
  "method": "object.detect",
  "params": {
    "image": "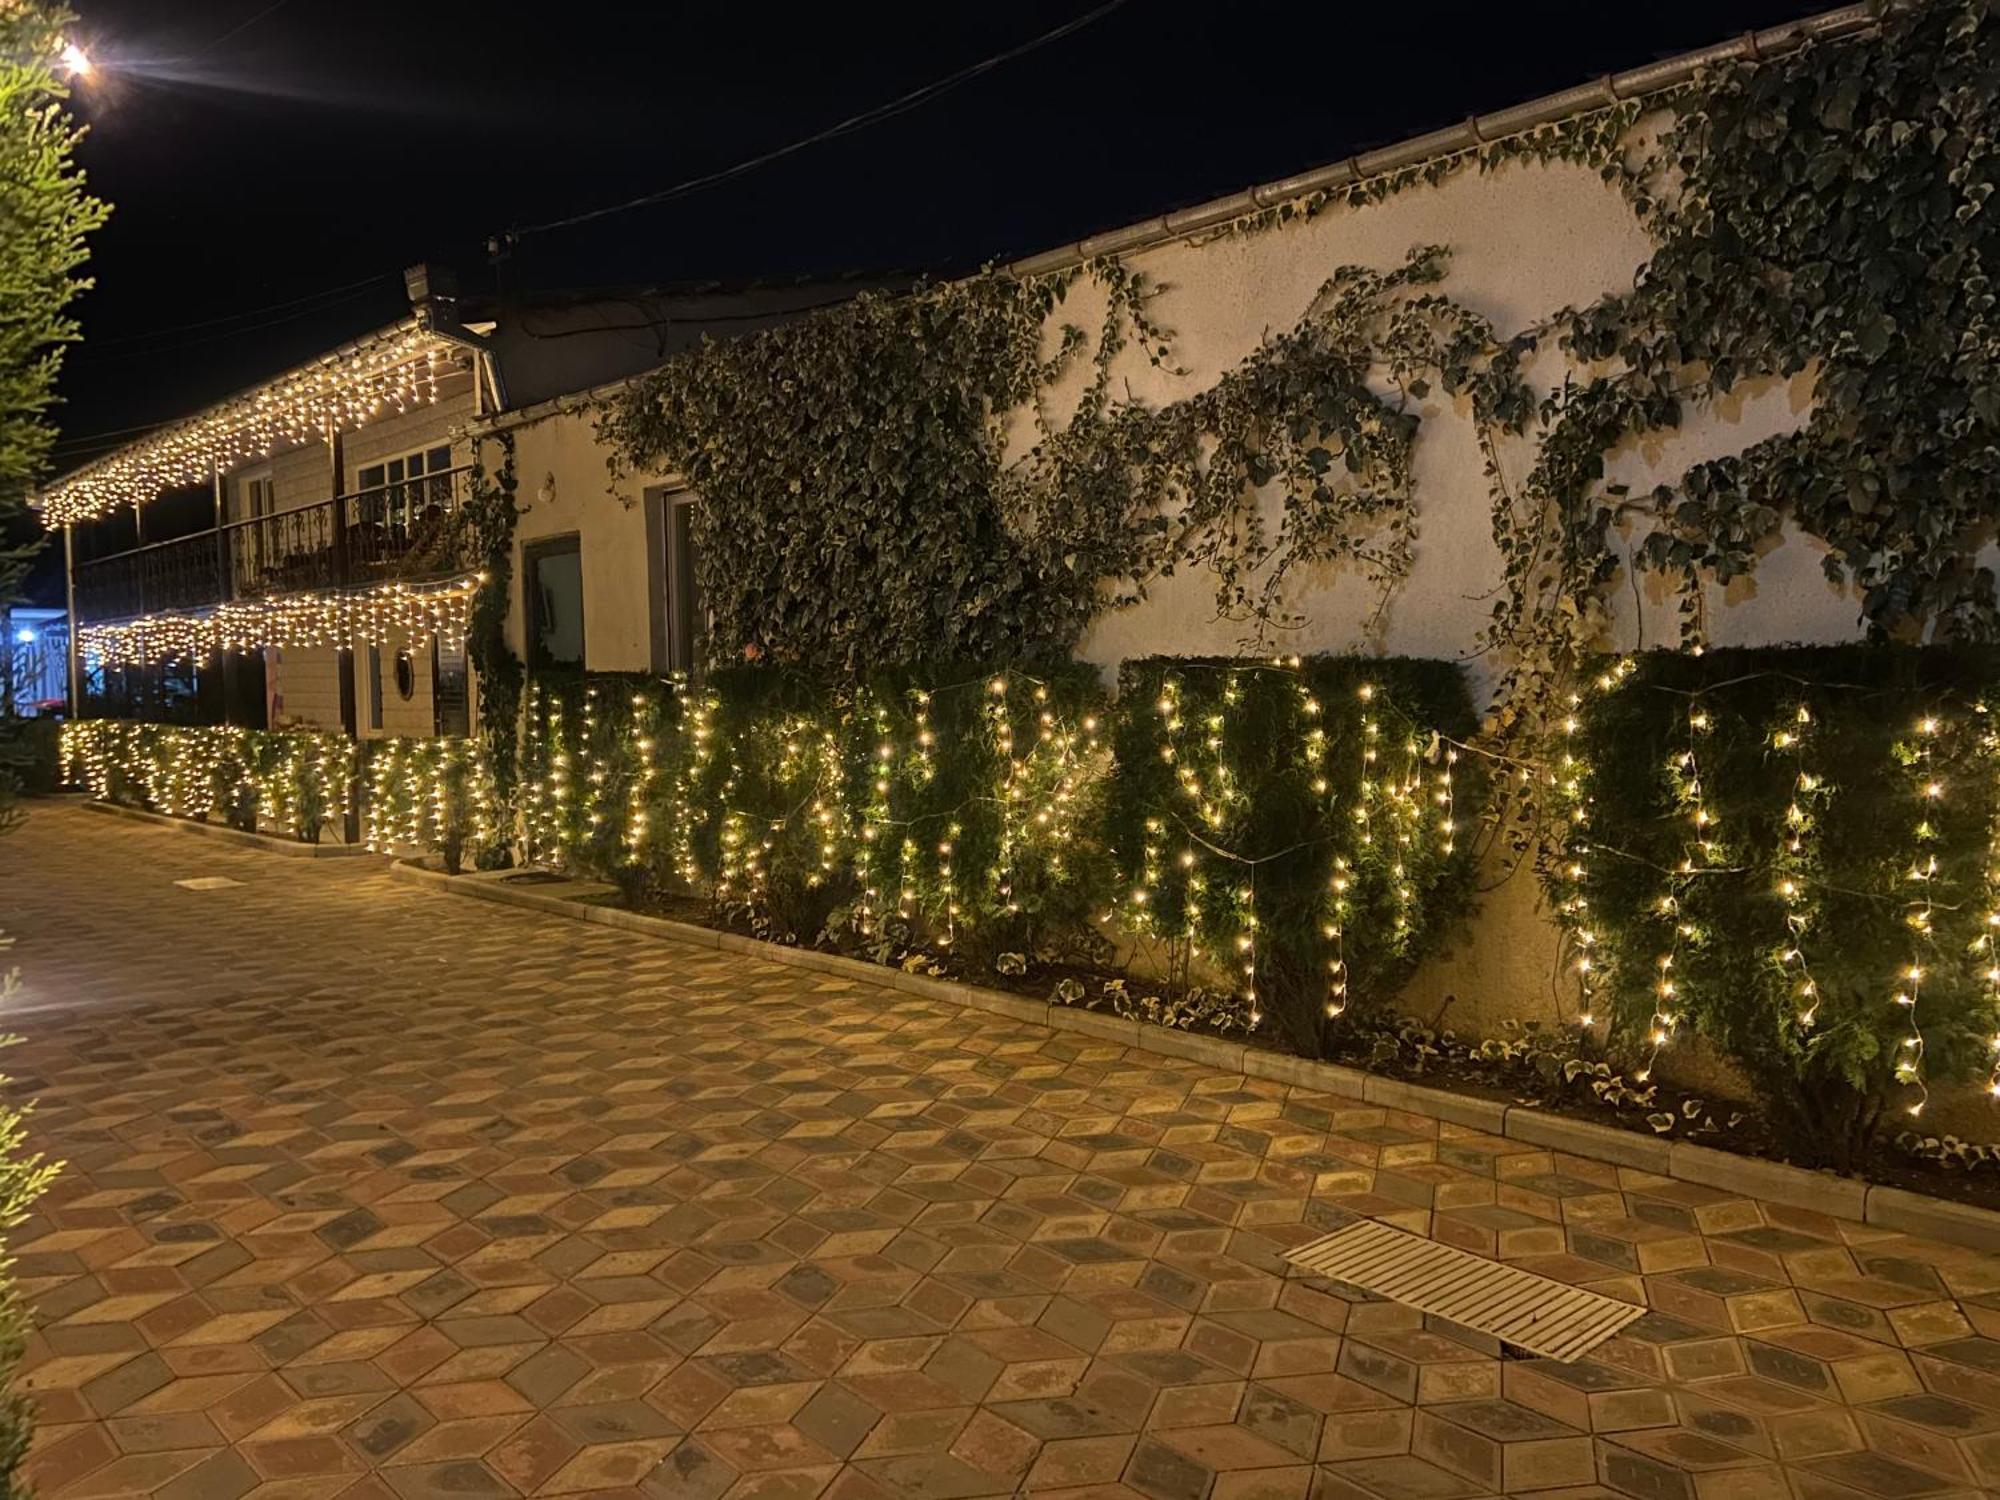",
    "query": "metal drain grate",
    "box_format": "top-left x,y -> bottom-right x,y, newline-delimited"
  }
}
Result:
1283,1218 -> 1646,1362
